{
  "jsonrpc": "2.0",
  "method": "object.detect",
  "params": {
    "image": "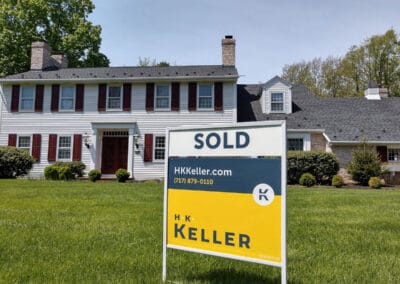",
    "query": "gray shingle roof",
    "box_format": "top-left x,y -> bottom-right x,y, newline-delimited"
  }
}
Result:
238,83 -> 400,143
1,65 -> 238,82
